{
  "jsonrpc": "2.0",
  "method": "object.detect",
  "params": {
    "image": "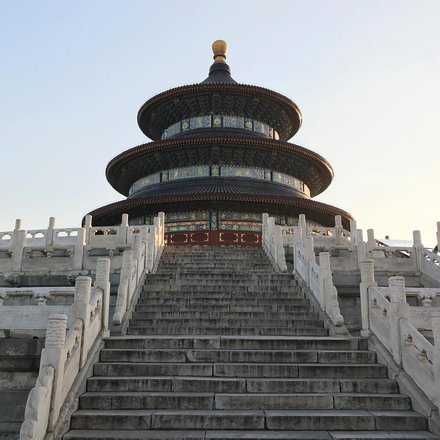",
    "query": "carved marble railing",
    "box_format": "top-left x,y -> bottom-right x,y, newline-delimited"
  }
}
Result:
360,263 -> 440,410
280,215 -> 355,248
0,214 -> 157,275
19,258 -> 110,440
262,214 -> 287,272
0,287 -> 75,337
292,222 -> 344,328
113,212 -> 165,327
